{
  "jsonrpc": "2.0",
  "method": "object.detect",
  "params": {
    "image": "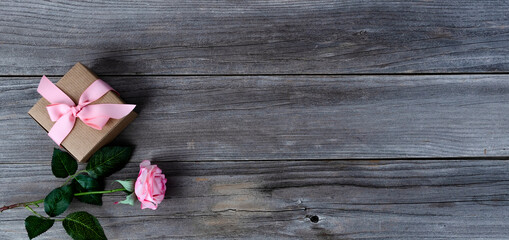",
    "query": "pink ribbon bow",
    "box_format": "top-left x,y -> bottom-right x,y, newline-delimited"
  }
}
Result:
37,76 -> 135,146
